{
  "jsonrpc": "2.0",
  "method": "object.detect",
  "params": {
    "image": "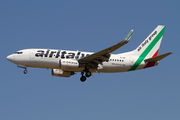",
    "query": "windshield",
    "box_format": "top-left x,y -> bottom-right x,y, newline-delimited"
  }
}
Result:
15,52 -> 23,54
